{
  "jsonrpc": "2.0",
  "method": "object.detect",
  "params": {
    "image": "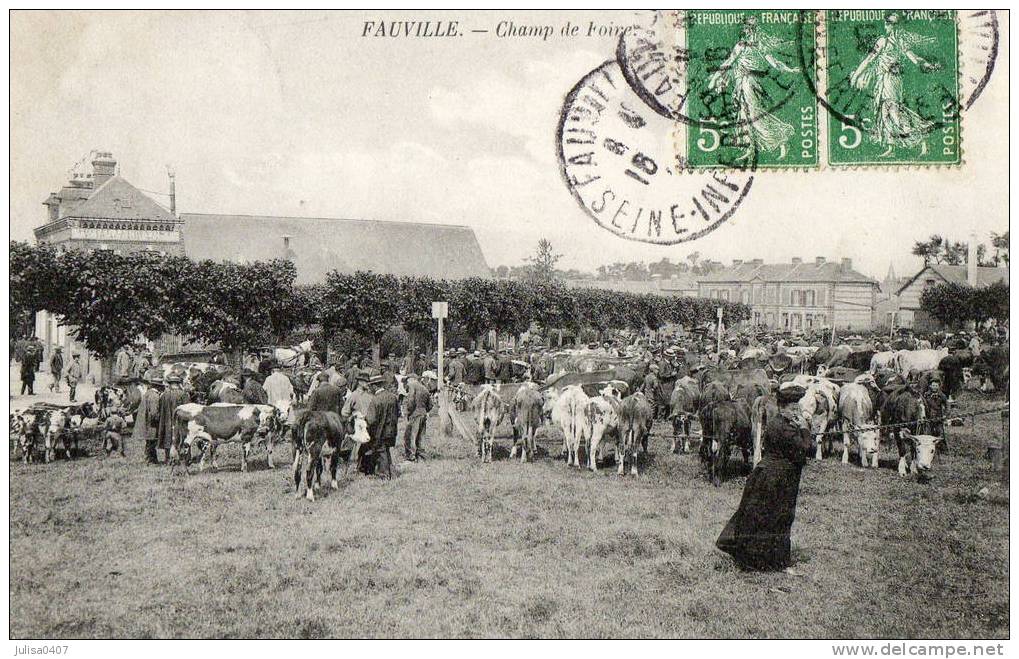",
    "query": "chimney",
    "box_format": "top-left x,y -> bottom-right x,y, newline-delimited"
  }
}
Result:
791,257 -> 802,265
43,193 -> 60,222
732,259 -> 743,267
967,232 -> 978,286
815,256 -> 826,266
167,167 -> 176,217
91,151 -> 117,188
841,257 -> 852,271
